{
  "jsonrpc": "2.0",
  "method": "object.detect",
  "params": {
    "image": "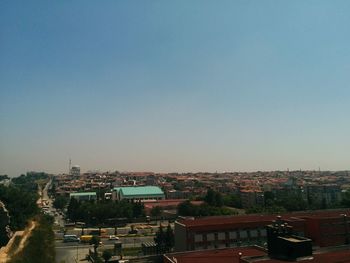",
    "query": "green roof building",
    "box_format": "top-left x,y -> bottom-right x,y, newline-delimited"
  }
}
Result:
113,186 -> 165,201
69,192 -> 97,201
